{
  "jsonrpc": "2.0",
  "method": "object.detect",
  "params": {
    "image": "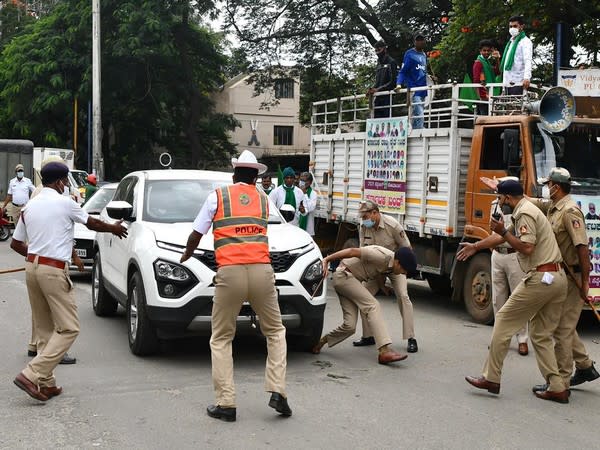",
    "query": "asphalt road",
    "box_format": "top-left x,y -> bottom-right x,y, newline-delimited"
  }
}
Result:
1,240 -> 599,449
